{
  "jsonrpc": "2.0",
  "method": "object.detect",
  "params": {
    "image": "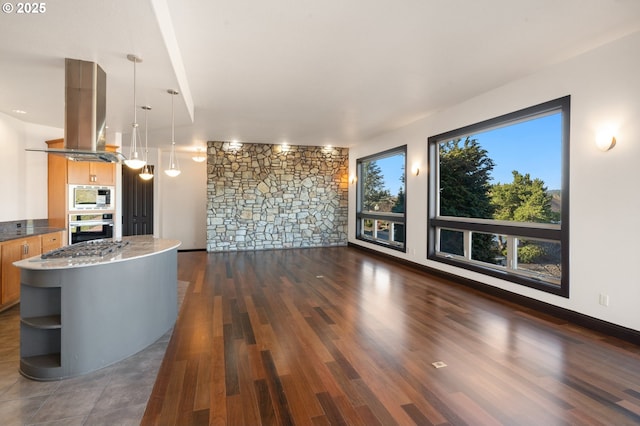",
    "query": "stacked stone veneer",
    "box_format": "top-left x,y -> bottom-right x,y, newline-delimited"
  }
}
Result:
206,141 -> 349,251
